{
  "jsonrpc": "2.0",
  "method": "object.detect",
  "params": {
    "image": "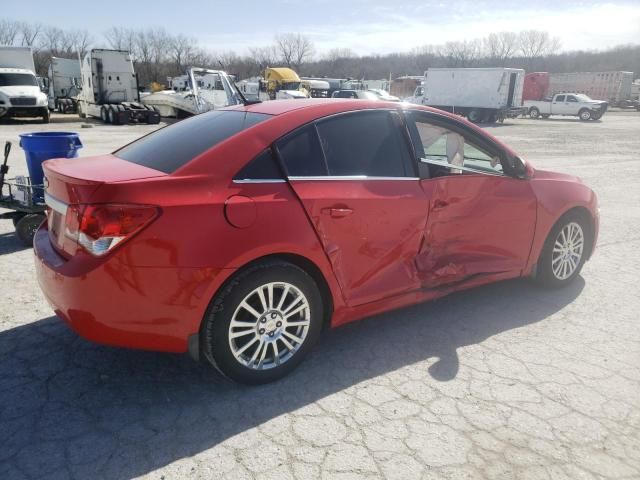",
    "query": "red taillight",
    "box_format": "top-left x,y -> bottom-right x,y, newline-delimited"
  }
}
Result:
64,204 -> 159,256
